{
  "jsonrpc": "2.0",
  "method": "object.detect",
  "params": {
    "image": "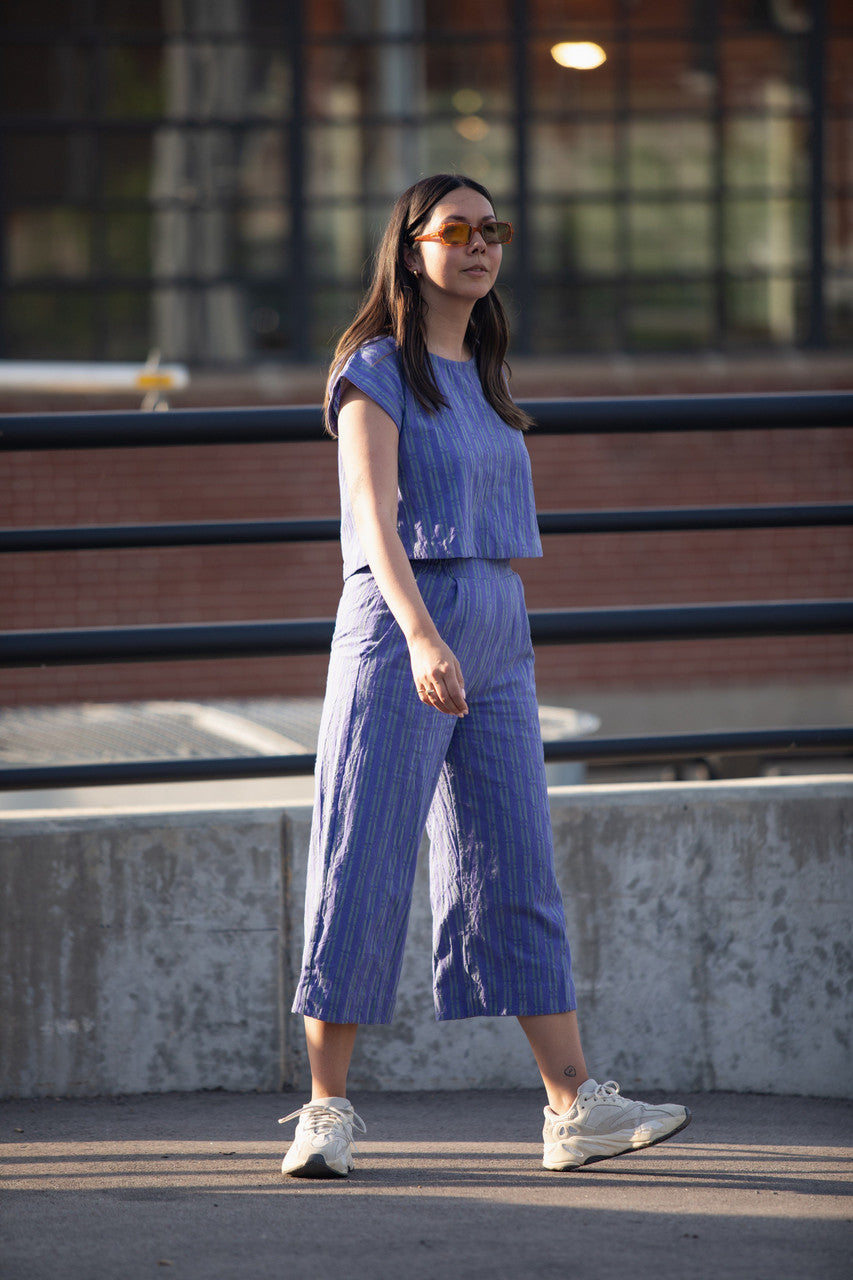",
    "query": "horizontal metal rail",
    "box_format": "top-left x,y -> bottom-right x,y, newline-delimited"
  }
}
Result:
1,600 -> 851,670
2,726 -> 851,791
0,517 -> 342,553
1,390 -> 851,450
3,502 -> 852,553
2,393 -> 851,786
